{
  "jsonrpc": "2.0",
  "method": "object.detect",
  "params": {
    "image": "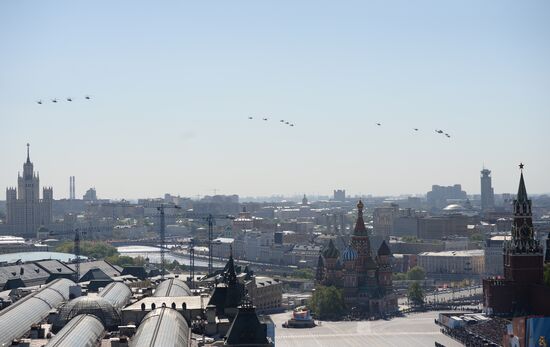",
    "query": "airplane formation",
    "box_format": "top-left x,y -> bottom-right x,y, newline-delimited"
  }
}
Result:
248,116 -> 295,127
36,95 -> 92,104
375,122 -> 452,138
